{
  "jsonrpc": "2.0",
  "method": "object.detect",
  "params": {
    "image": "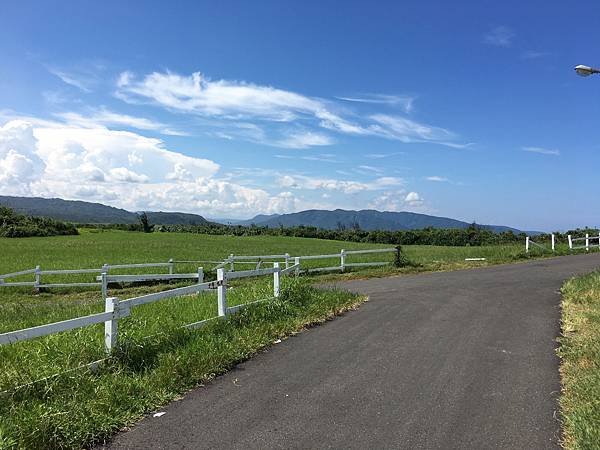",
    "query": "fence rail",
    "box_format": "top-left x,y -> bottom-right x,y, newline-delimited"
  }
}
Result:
0,261 -> 291,351
568,233 -> 600,251
0,247 -> 396,353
